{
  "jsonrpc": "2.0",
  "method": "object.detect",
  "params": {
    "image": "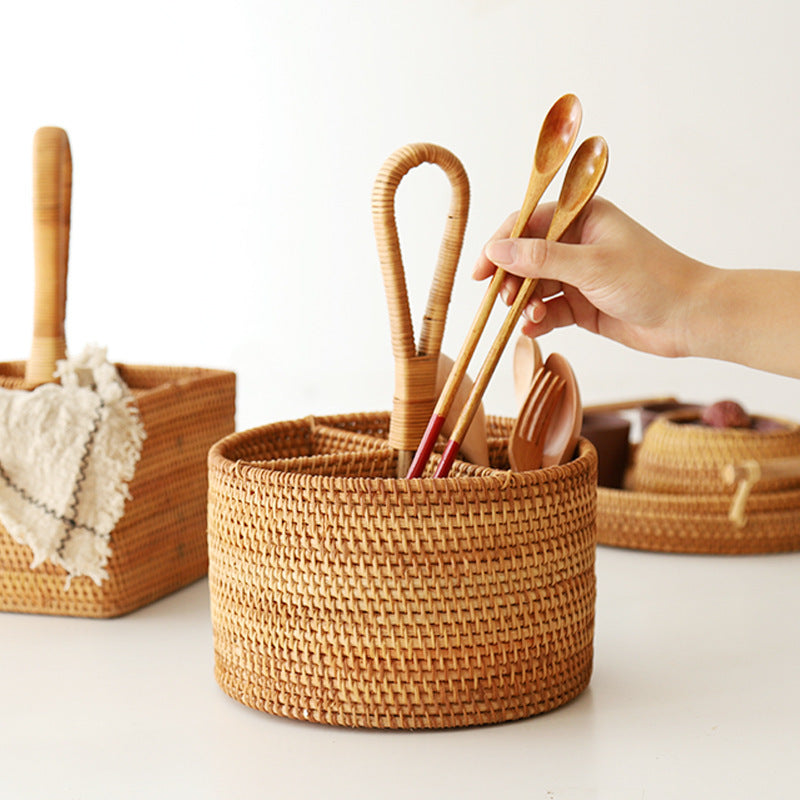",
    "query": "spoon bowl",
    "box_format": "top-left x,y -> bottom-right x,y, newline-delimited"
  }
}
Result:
512,94 -> 583,239
535,94 -> 583,174
547,136 -> 608,241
